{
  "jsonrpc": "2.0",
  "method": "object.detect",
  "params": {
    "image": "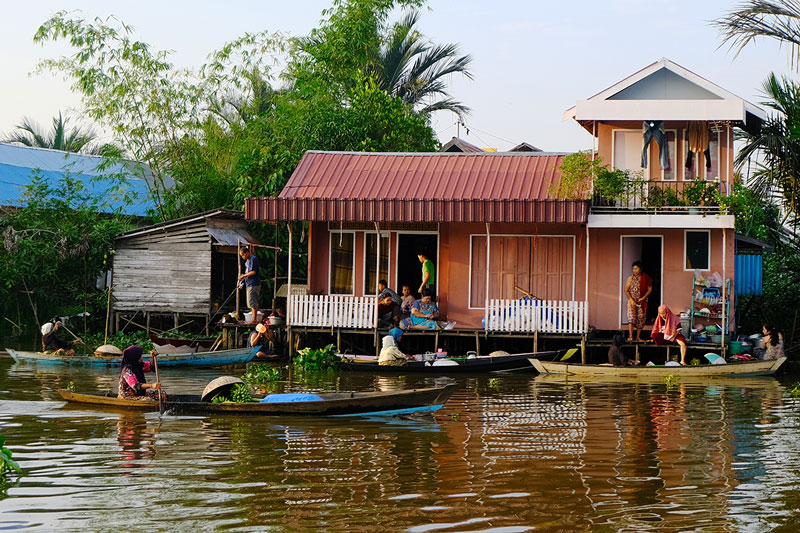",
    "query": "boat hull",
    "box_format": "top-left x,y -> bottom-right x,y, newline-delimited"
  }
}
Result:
6,347 -> 257,367
529,356 -> 787,378
337,352 -> 555,374
57,384 -> 457,416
